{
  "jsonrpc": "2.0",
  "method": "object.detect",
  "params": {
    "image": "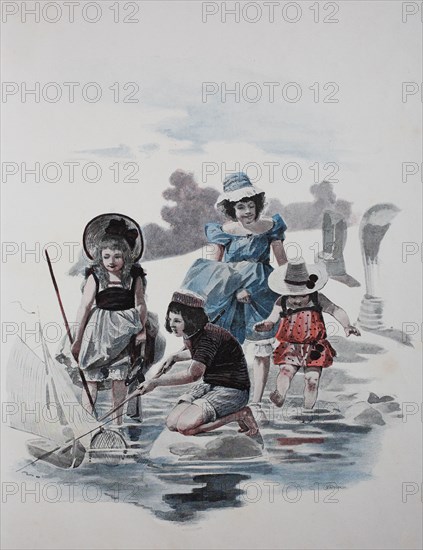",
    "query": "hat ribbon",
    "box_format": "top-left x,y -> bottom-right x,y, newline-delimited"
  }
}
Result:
104,219 -> 138,249
284,274 -> 319,290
